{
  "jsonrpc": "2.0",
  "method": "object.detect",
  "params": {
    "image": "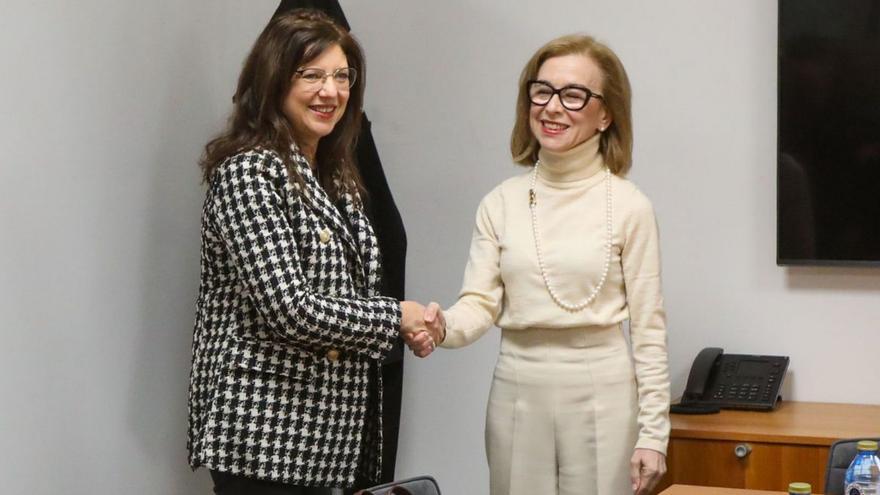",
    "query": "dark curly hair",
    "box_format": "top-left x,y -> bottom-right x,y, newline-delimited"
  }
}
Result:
200,9 -> 366,199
